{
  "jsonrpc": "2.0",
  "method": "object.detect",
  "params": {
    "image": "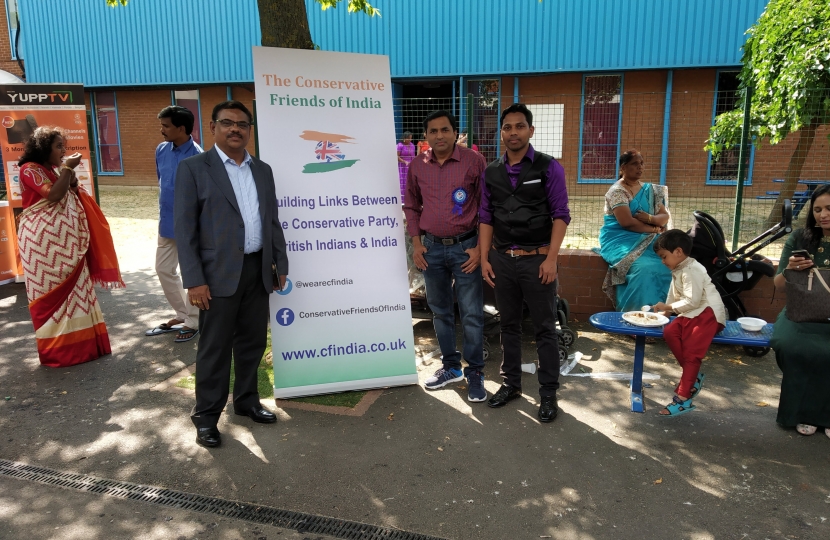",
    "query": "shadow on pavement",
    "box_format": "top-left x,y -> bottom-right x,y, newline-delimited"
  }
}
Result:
1,270 -> 829,539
